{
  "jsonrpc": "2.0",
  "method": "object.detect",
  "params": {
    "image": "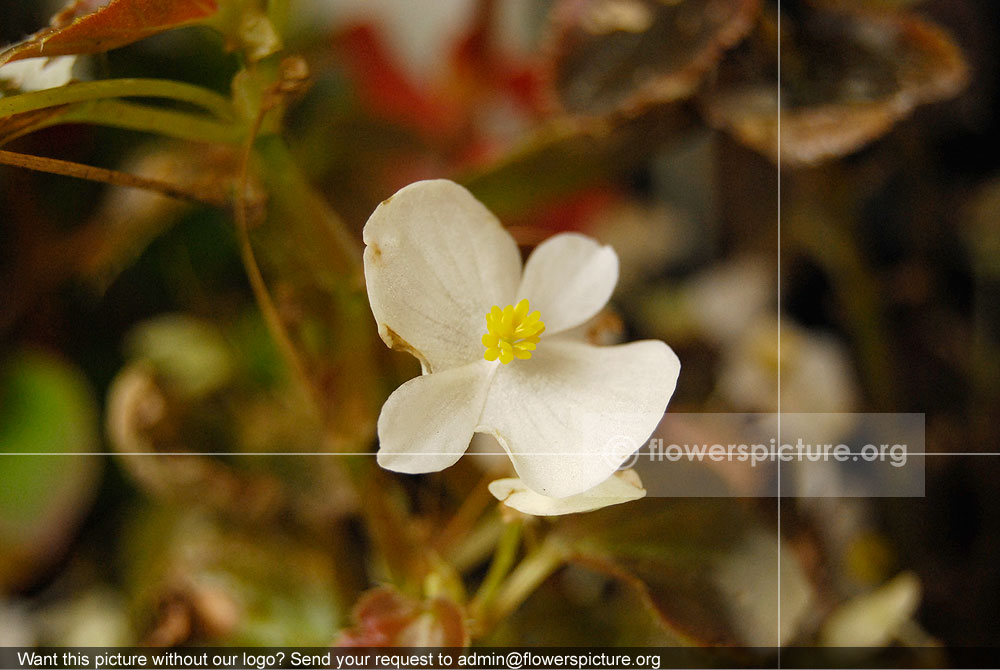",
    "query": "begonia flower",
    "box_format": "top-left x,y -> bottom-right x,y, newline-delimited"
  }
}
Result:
363,179 -> 680,498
